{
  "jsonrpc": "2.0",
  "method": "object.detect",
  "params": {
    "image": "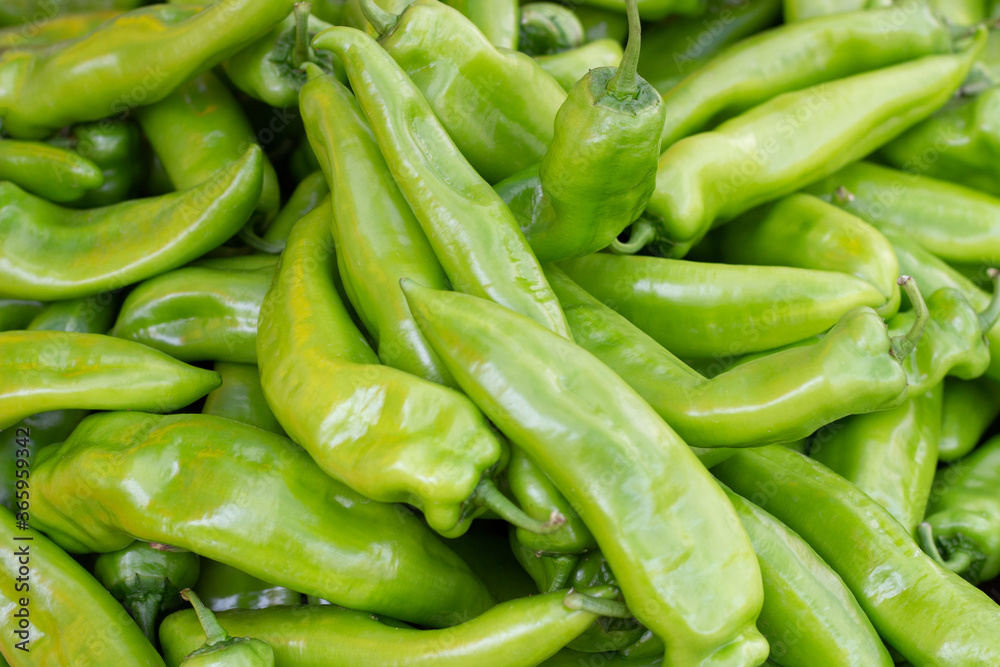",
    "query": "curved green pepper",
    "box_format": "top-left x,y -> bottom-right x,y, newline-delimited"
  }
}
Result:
811,383 -> 944,535
0,331 -> 220,430
176,590 -> 274,666
939,377 -> 1000,462
714,445 -> 1000,666
558,253 -> 886,358
345,0 -> 567,184
195,559 -> 301,613
50,118 -> 145,208
577,0 -> 704,20
496,0 -> 665,262
403,282 -> 768,667
315,25 -> 571,337
0,506 -> 164,665
94,542 -> 202,645
161,589 -> 618,667
261,170 -> 328,246
0,1 -> 294,138
647,32 -> 984,249
535,38 -> 623,91
519,2 -> 584,56
32,411 -> 495,627
0,138 -> 103,202
0,300 -> 43,331
445,0 -> 519,49
201,362 -> 284,436
0,10 -> 121,50
0,145 -> 263,301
